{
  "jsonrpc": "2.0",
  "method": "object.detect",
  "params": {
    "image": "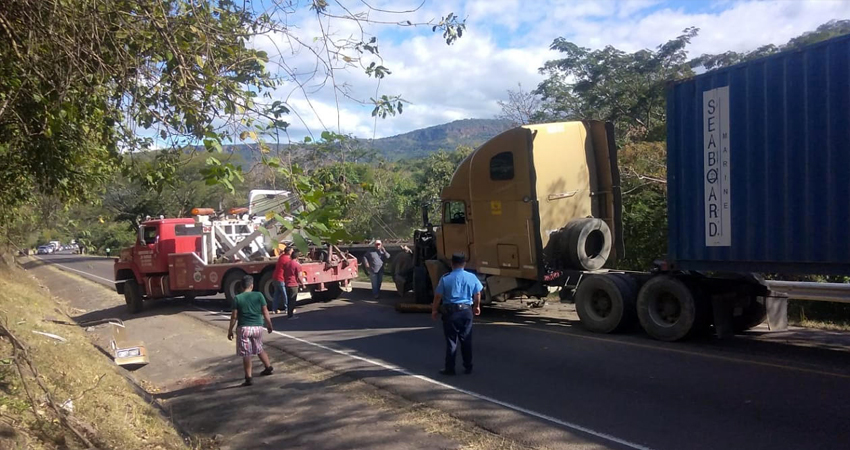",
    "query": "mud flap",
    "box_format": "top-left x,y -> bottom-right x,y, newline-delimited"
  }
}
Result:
712,294 -> 735,339
765,295 -> 788,331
